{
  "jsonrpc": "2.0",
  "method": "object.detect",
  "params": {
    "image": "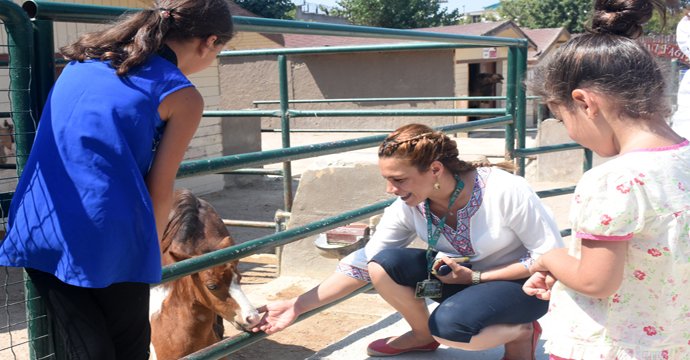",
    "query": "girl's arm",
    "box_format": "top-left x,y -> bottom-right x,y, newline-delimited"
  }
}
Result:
146,87 -> 204,240
534,240 -> 627,298
253,272 -> 367,334
438,258 -> 531,284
